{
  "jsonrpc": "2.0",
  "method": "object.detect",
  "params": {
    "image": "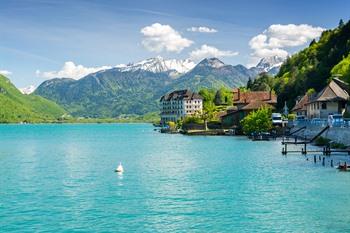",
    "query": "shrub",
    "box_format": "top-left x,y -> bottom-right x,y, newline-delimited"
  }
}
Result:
314,136 -> 331,146
288,114 -> 296,120
330,142 -> 347,149
240,106 -> 273,135
183,116 -> 203,124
